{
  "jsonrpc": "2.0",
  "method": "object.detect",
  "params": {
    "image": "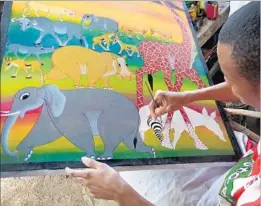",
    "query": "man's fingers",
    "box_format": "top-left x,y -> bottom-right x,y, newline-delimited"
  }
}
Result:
65,167 -> 86,177
149,92 -> 166,119
166,104 -> 179,113
88,185 -> 101,192
149,100 -> 157,119
154,106 -> 167,117
73,177 -> 88,185
65,167 -> 95,178
155,95 -> 164,107
155,90 -> 163,96
90,193 -> 105,200
89,191 -> 111,200
81,156 -> 105,169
